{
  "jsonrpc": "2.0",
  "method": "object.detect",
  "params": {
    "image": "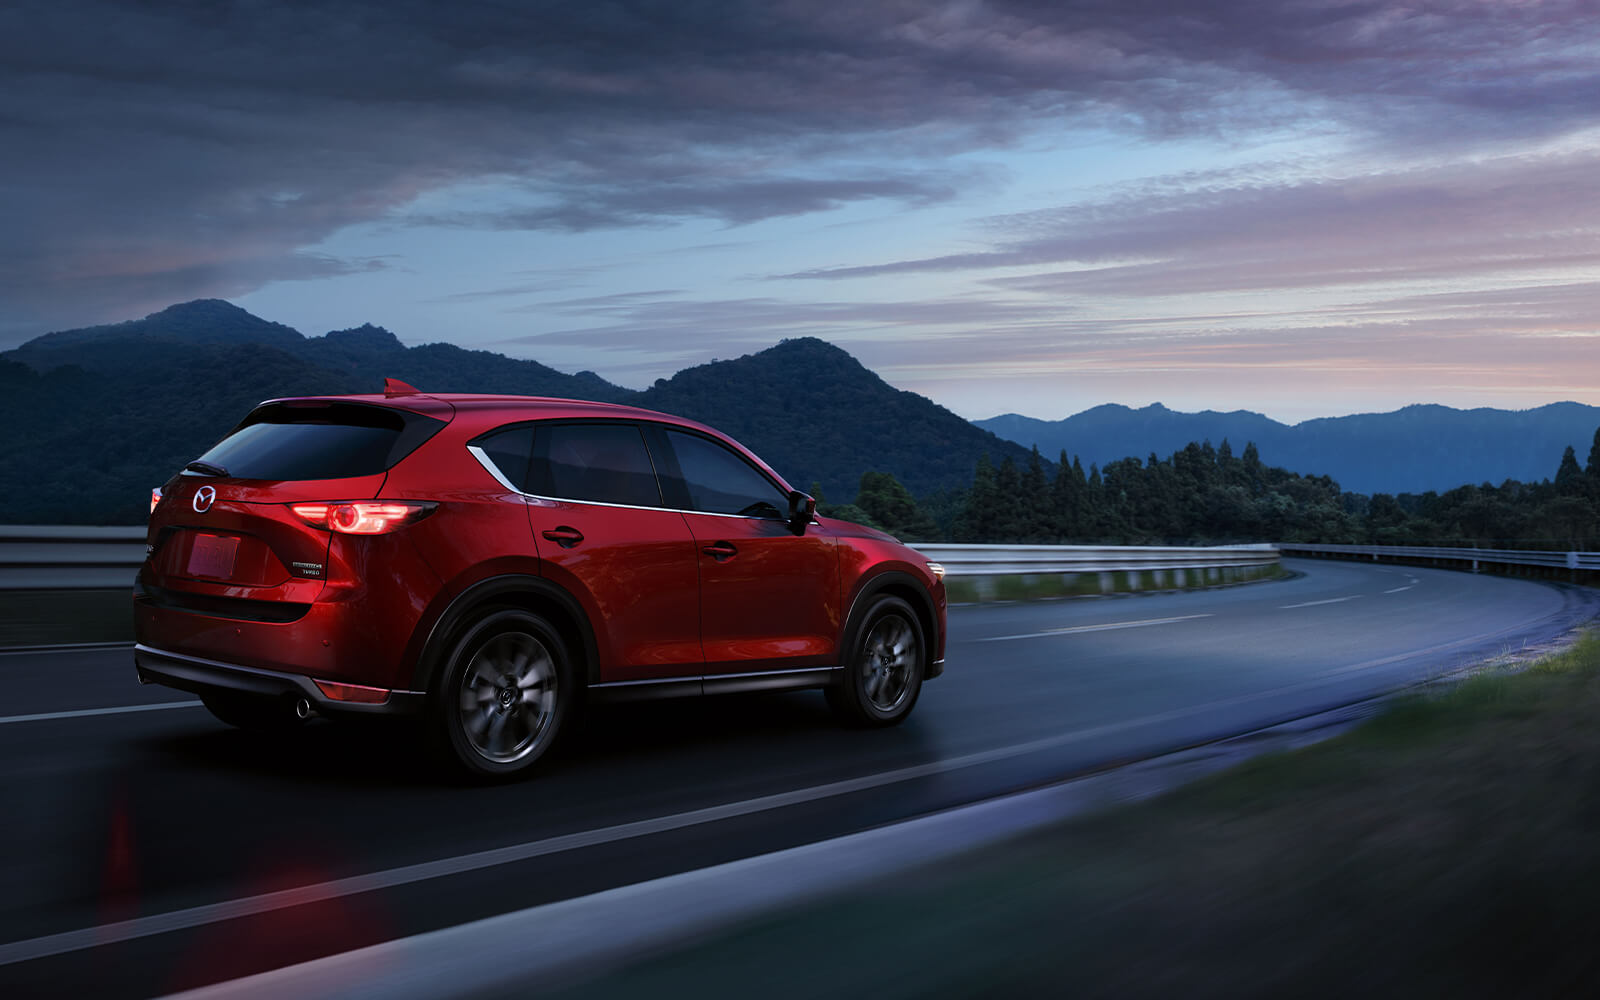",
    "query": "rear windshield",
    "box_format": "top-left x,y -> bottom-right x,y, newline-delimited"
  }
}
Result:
192,401 -> 447,481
